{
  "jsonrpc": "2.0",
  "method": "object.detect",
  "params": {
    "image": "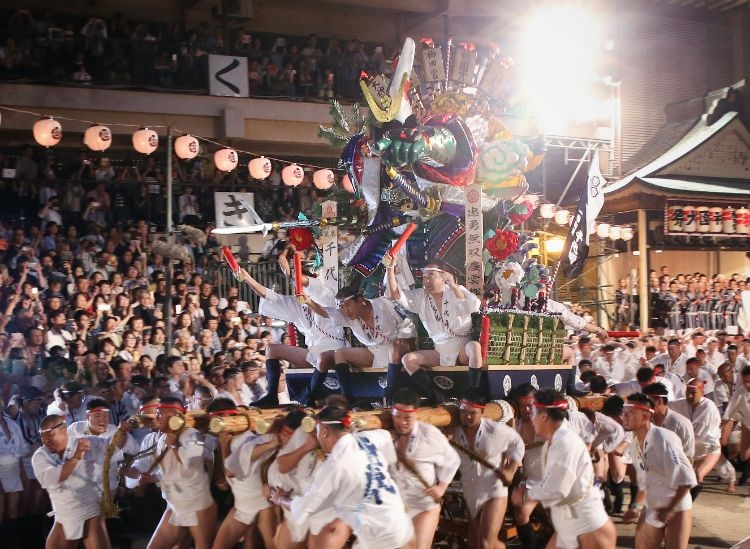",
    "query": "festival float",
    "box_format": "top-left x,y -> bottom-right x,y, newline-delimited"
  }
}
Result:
216,36 -> 574,403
